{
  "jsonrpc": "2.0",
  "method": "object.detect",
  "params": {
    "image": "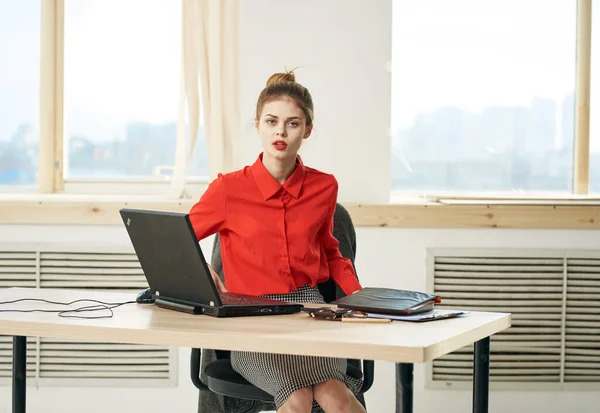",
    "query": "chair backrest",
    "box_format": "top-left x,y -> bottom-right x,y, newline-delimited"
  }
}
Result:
210,203 -> 358,304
